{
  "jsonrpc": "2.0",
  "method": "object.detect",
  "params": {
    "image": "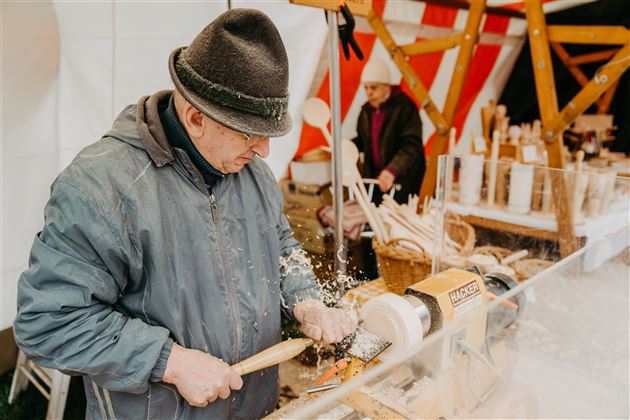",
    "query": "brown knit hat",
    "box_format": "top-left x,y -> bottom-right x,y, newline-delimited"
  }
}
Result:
169,9 -> 291,137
